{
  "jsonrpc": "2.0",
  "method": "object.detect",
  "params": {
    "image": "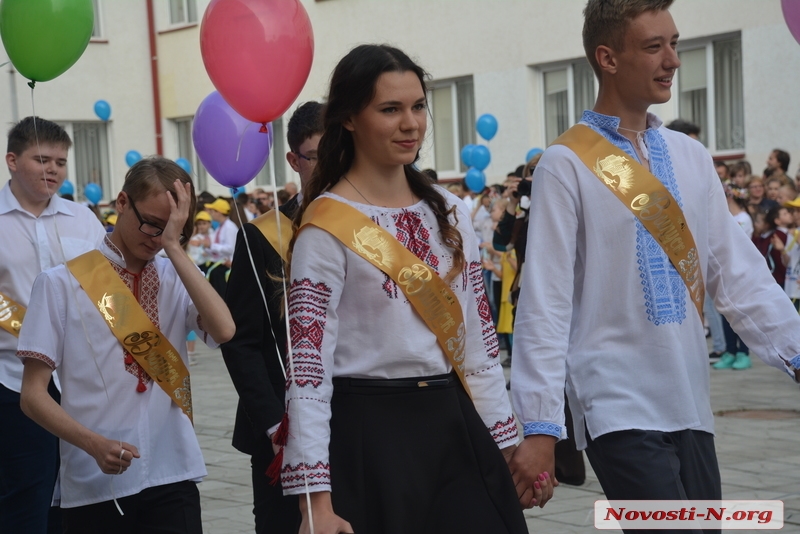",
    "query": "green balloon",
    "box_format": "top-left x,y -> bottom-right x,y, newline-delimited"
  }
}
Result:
0,0 -> 94,83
